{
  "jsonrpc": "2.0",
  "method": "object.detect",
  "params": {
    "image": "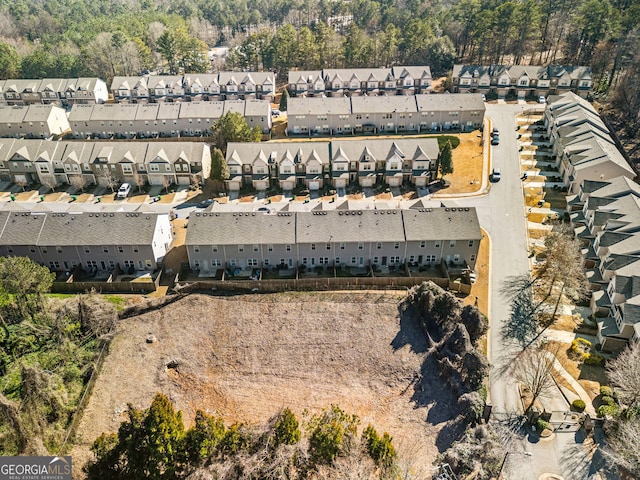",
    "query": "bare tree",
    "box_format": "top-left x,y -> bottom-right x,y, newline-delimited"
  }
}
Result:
533,225 -> 590,327
42,177 -> 57,193
513,346 -> 557,413
607,342 -> 640,409
161,175 -> 171,194
132,169 -> 145,194
69,174 -> 87,193
98,169 -> 119,193
502,225 -> 590,344
603,417 -> 640,477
